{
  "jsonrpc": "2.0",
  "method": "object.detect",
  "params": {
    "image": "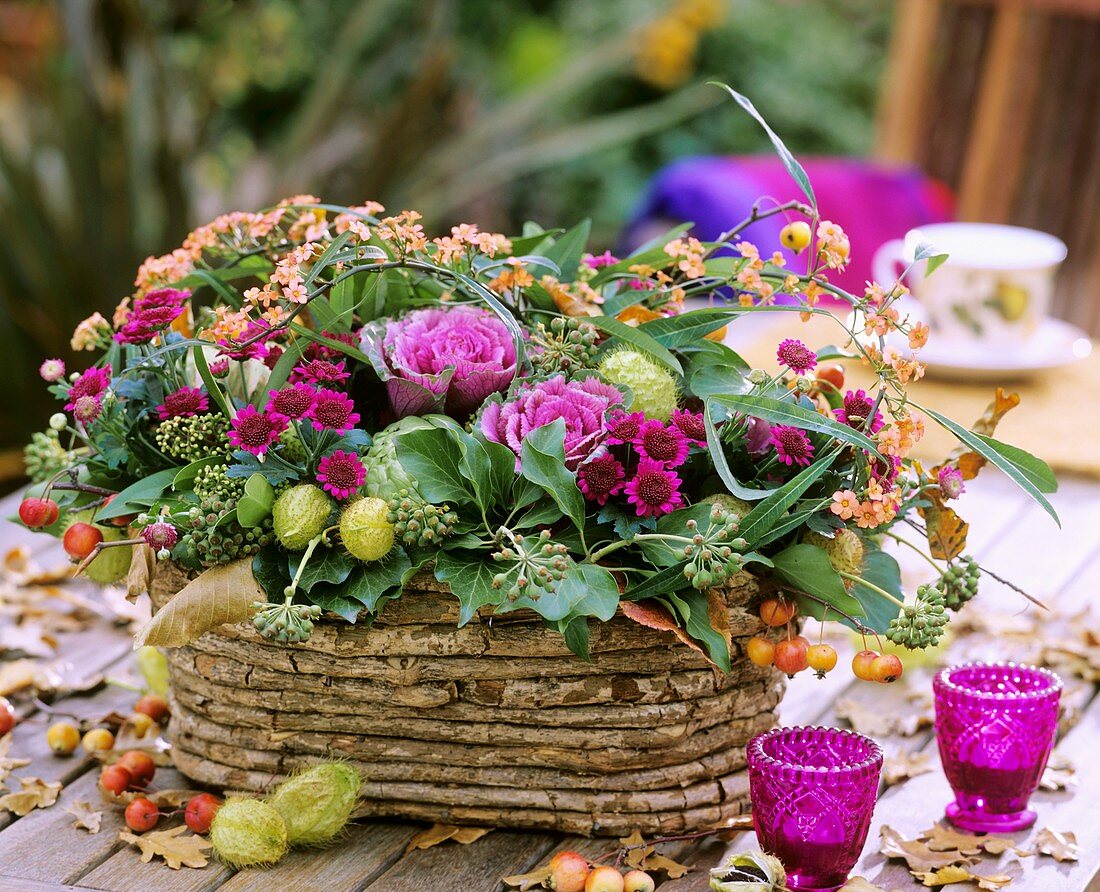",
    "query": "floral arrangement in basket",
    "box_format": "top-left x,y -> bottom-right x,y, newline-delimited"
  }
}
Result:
17,86 -> 1057,682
